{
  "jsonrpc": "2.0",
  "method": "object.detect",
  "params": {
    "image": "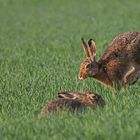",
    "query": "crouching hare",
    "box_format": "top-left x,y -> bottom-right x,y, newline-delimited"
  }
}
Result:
39,92 -> 105,118
78,32 -> 140,90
